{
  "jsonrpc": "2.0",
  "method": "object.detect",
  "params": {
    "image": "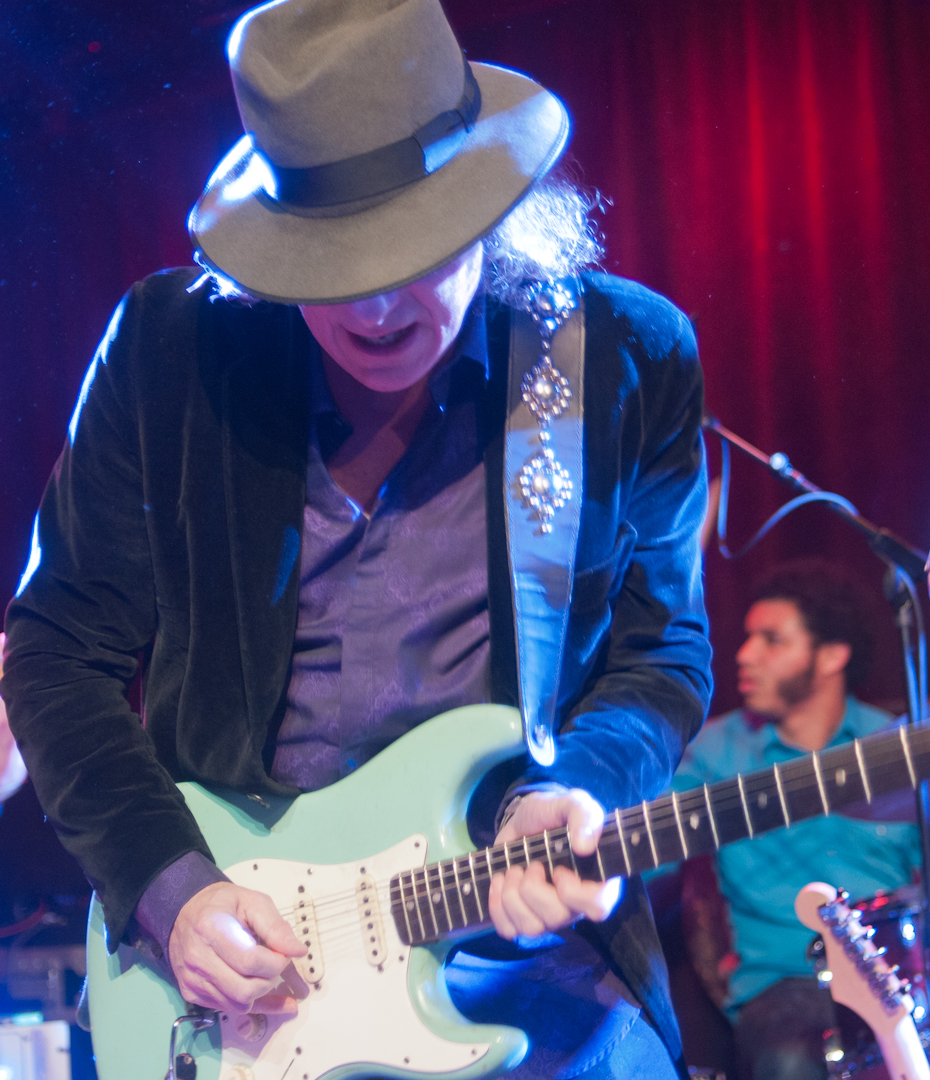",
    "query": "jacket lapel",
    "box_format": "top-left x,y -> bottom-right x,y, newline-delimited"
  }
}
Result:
221,306 -> 310,738
482,302 -> 519,708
